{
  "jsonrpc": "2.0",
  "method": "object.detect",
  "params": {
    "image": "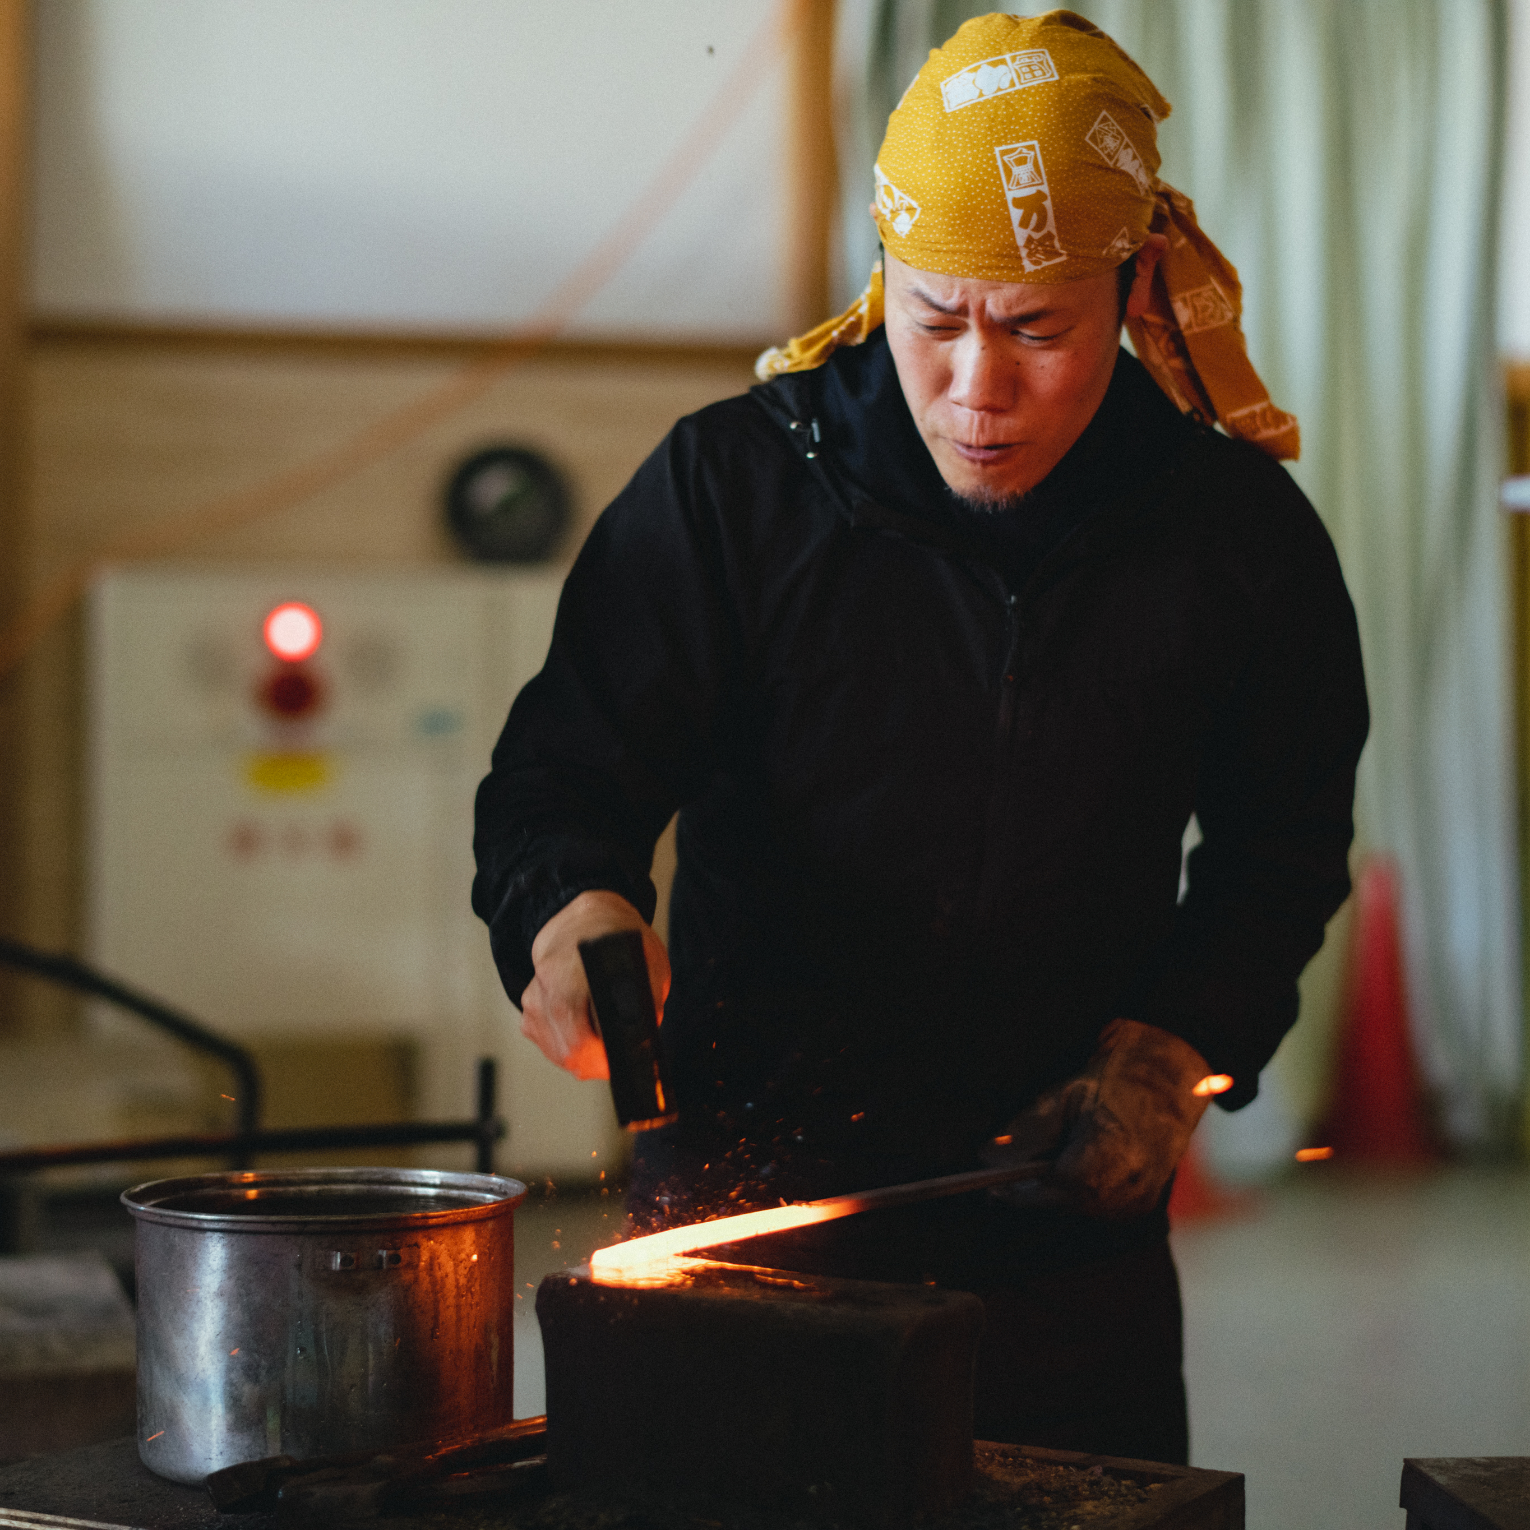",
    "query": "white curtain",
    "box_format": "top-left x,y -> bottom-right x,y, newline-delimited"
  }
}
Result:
847,0 -> 1518,1147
